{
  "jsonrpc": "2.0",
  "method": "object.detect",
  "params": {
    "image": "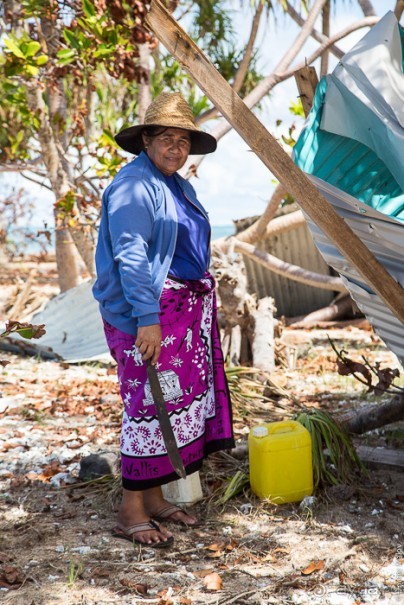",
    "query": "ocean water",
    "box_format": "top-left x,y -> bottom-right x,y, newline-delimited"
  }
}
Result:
8,224 -> 235,255
212,225 -> 234,240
